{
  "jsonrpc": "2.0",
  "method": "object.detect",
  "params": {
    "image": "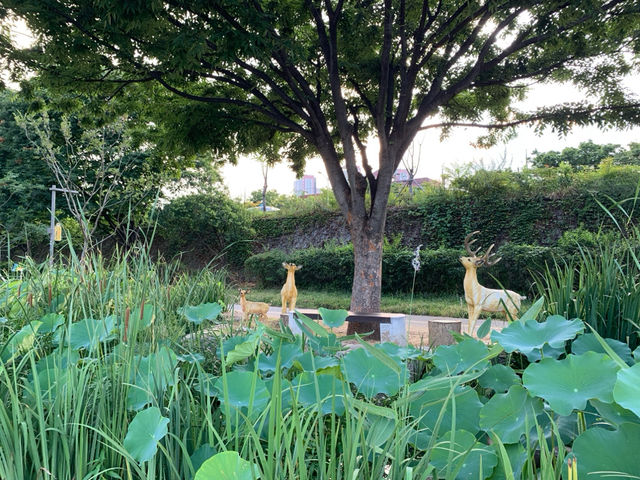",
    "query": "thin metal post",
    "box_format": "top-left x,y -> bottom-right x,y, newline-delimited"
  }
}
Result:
49,184 -> 56,266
